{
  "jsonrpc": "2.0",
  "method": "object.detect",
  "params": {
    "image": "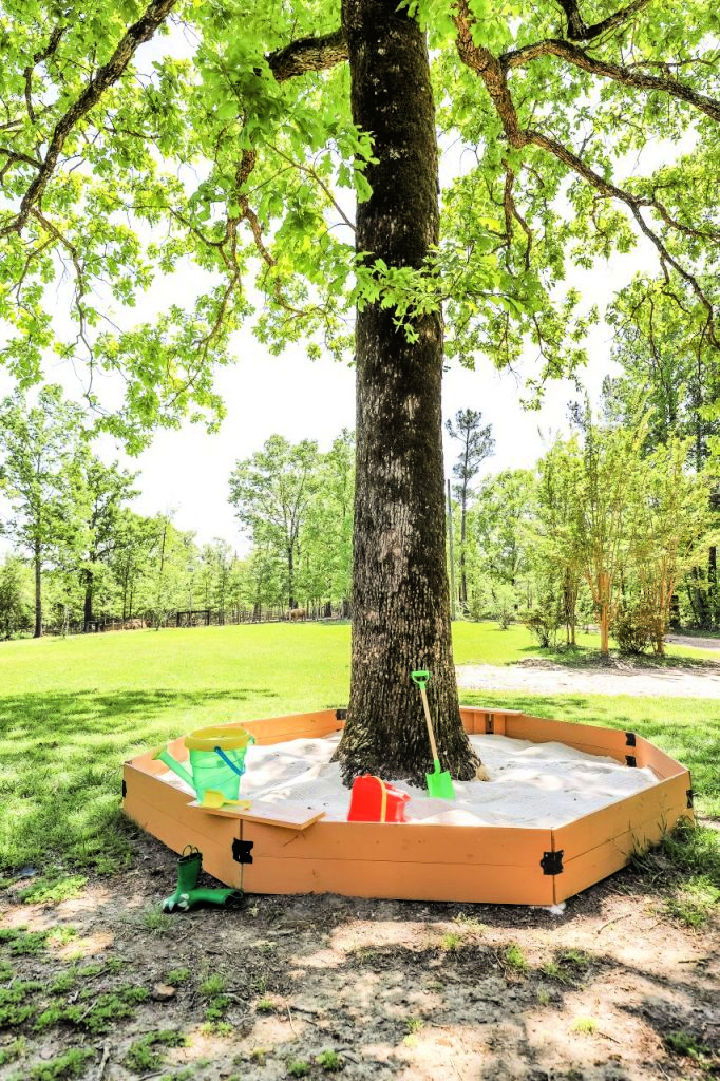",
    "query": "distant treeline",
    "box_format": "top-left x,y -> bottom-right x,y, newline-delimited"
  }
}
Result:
2,385 -> 718,654
0,390 -> 354,638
